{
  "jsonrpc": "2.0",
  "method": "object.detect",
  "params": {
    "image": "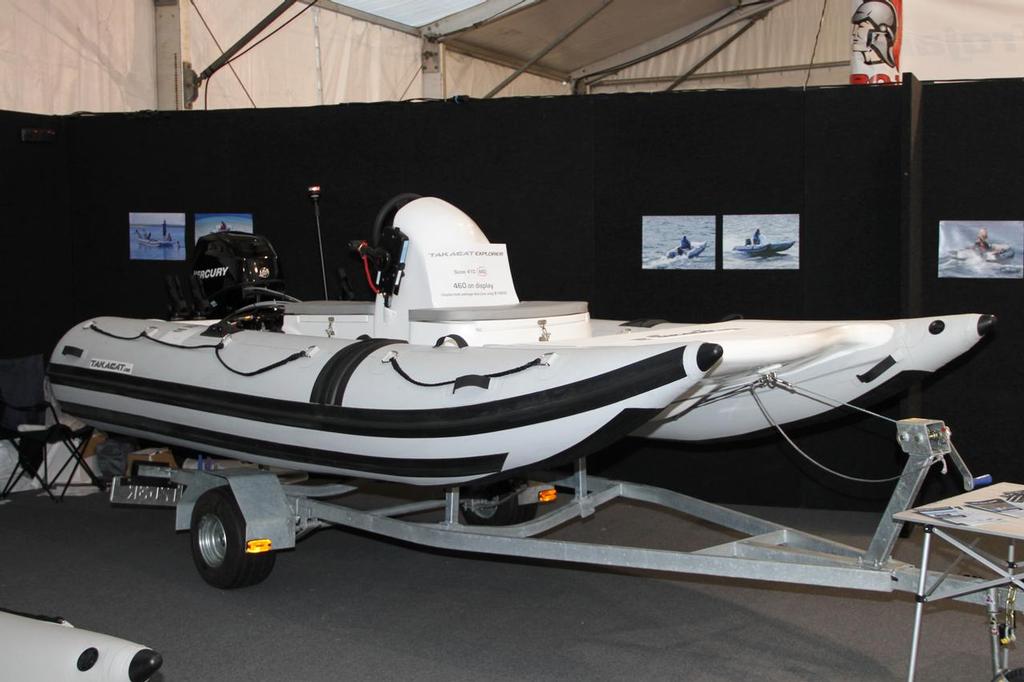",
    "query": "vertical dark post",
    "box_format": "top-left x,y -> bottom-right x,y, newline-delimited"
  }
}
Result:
308,185 -> 329,300
900,73 -> 923,417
